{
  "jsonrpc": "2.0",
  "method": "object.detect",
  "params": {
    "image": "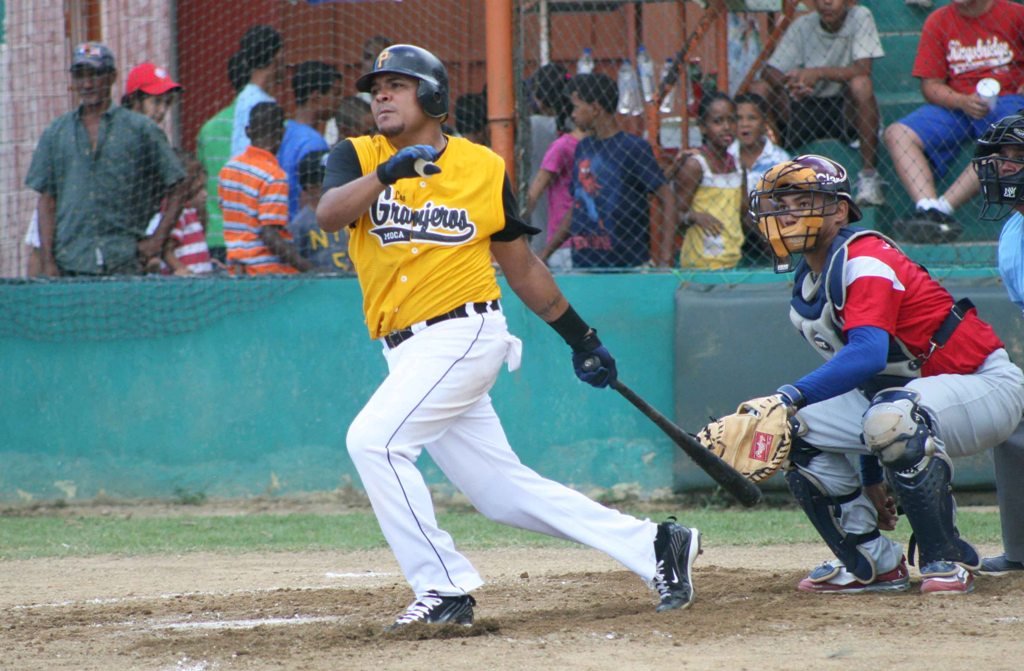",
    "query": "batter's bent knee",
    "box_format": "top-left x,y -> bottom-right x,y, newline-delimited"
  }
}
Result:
346,412 -> 394,464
